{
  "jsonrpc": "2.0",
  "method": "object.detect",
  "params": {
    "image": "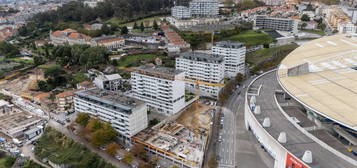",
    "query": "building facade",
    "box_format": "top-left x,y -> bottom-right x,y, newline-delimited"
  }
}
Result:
189,0 -> 219,17
50,29 -> 92,46
74,88 -> 148,138
176,51 -> 224,98
254,15 -> 299,34
56,90 -> 76,112
212,41 -> 246,78
93,74 -> 123,91
92,35 -> 125,50
338,22 -> 357,34
171,6 -> 191,19
131,65 -> 186,115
